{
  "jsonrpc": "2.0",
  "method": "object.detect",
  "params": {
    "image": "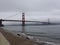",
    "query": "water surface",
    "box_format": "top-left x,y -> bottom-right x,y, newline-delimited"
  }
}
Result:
2,24 -> 60,44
